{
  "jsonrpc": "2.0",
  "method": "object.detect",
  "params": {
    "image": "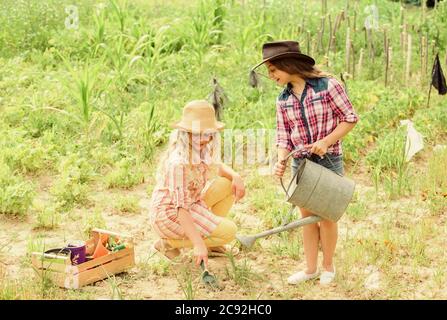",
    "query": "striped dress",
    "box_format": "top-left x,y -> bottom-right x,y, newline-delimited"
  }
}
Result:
149,160 -> 222,240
